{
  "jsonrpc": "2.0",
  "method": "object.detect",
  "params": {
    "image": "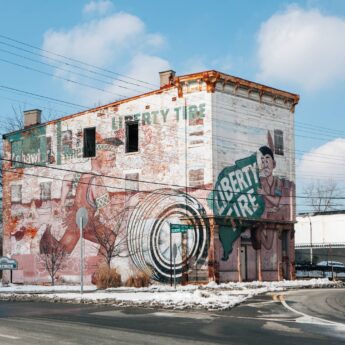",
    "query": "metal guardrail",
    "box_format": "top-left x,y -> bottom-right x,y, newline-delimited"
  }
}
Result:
296,263 -> 345,273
